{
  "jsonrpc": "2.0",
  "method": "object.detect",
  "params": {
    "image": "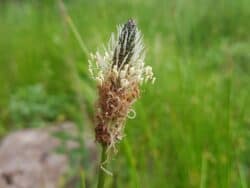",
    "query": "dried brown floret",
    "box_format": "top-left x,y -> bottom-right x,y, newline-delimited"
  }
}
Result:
95,73 -> 140,147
